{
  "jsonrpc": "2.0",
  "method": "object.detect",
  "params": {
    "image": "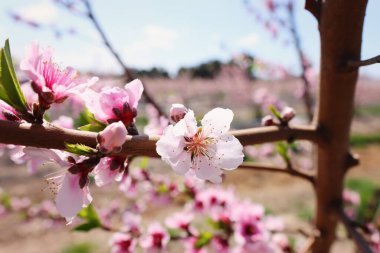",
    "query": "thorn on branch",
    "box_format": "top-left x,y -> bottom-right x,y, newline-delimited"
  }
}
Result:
345,152 -> 360,171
